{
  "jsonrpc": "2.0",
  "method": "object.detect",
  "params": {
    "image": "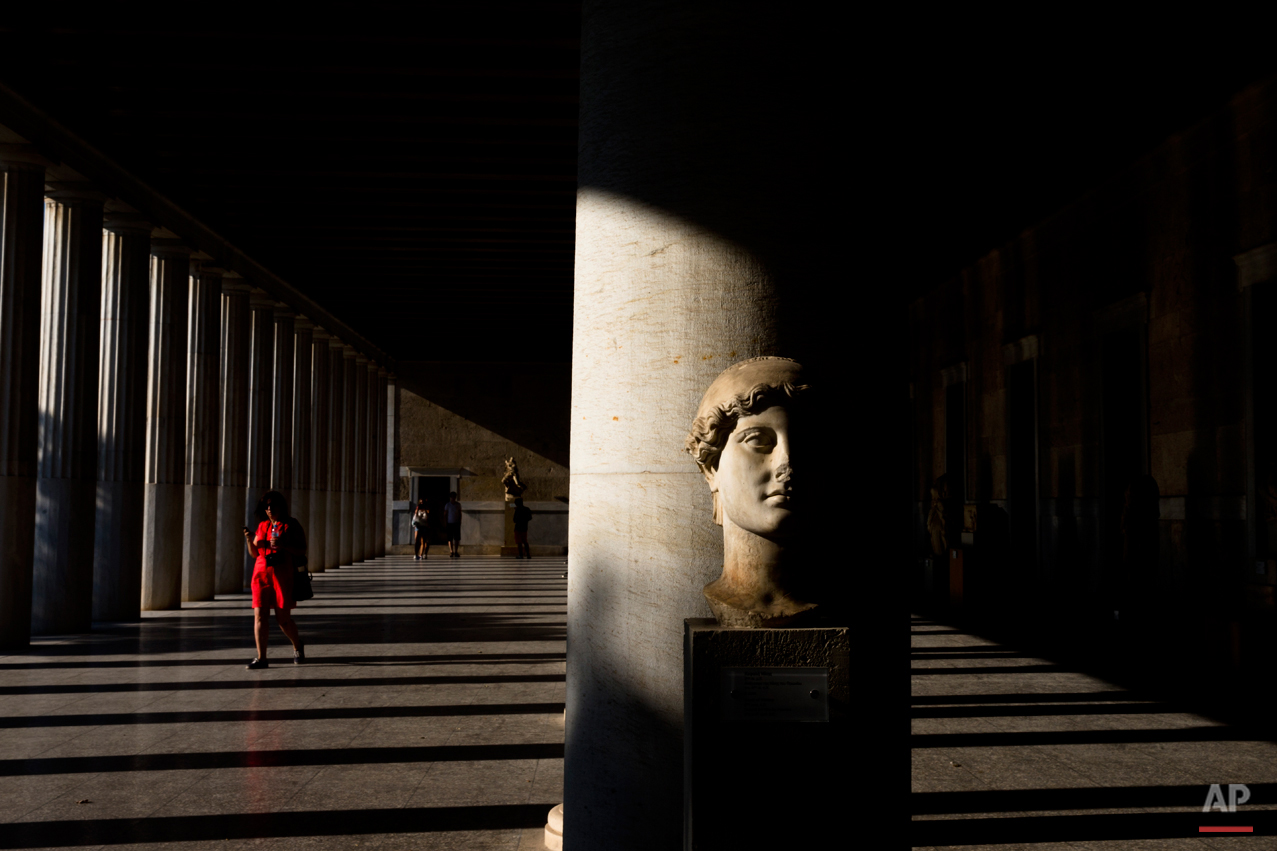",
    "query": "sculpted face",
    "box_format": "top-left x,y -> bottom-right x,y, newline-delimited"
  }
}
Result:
706,404 -> 794,539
